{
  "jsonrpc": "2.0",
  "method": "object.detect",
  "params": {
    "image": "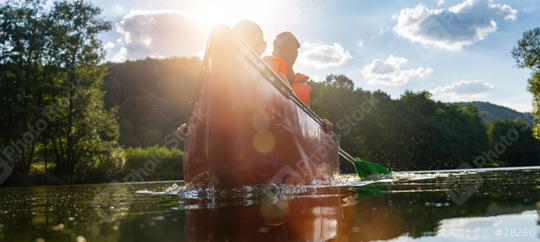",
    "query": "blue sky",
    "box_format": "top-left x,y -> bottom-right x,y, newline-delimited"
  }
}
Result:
92,0 -> 540,112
